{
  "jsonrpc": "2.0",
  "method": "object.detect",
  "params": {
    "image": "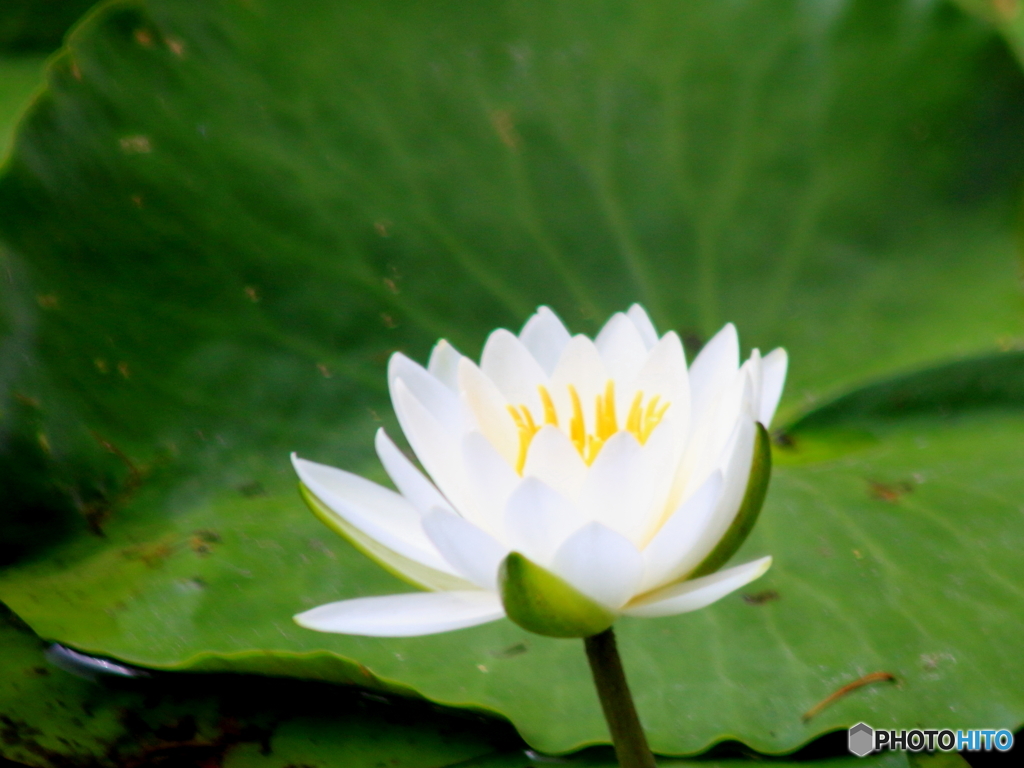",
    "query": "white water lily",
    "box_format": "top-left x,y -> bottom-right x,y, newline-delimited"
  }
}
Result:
292,305 -> 786,638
